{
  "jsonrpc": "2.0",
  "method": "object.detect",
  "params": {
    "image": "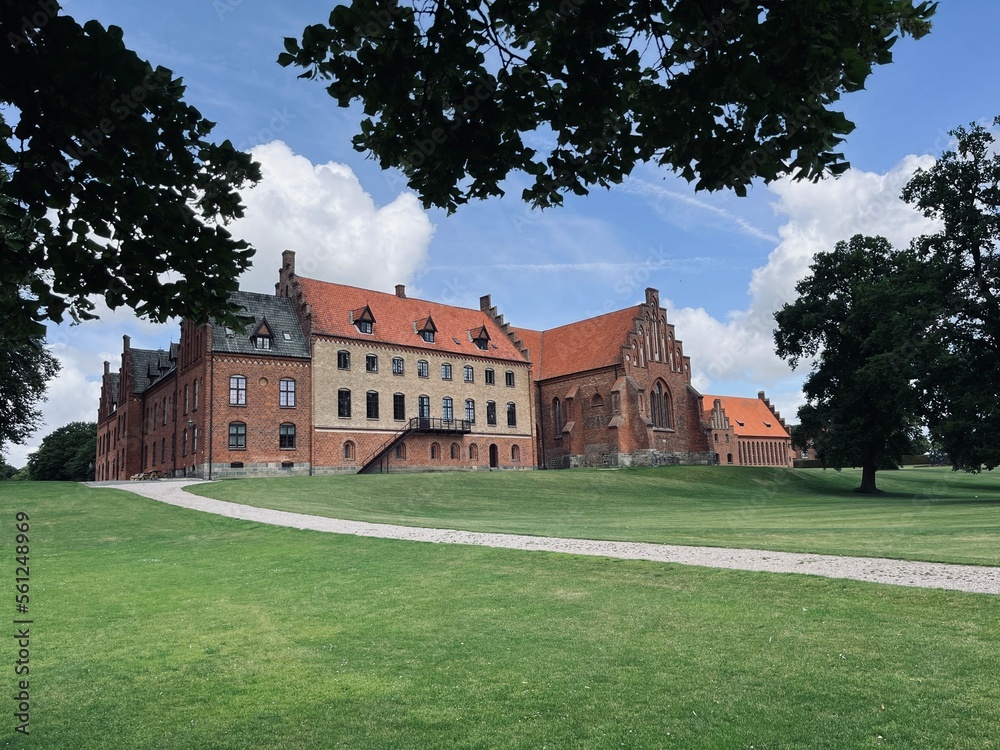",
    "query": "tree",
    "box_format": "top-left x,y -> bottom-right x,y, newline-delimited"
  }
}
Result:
26,422 -> 97,481
1,1 -> 261,340
774,235 -> 938,493
0,332 -> 59,457
0,460 -> 18,480
902,117 -> 1000,471
280,0 -> 935,211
